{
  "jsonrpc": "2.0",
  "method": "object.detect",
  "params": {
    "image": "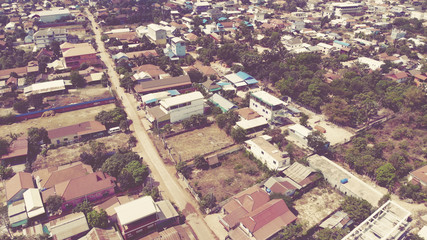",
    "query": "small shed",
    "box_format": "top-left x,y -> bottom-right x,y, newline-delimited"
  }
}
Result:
206,154 -> 220,168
